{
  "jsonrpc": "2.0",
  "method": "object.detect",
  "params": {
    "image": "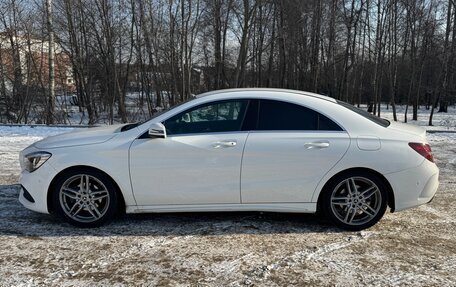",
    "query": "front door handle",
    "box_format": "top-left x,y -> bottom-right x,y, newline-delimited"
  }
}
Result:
304,141 -> 330,149
212,140 -> 237,148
